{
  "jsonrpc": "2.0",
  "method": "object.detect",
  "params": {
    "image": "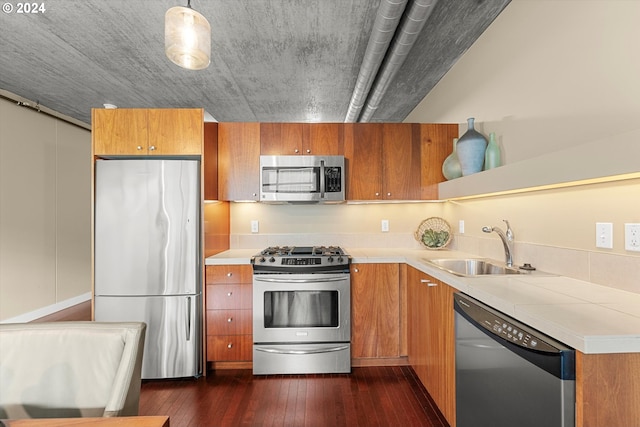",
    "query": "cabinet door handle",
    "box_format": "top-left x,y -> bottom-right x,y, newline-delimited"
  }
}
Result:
136,145 -> 143,151
294,149 -> 299,153
375,192 -> 380,197
306,149 -> 311,153
354,268 -> 359,273
227,317 -> 233,323
420,279 -> 431,283
227,292 -> 233,297
227,272 -> 233,277
227,343 -> 233,349
387,192 -> 391,196
149,145 -> 156,151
